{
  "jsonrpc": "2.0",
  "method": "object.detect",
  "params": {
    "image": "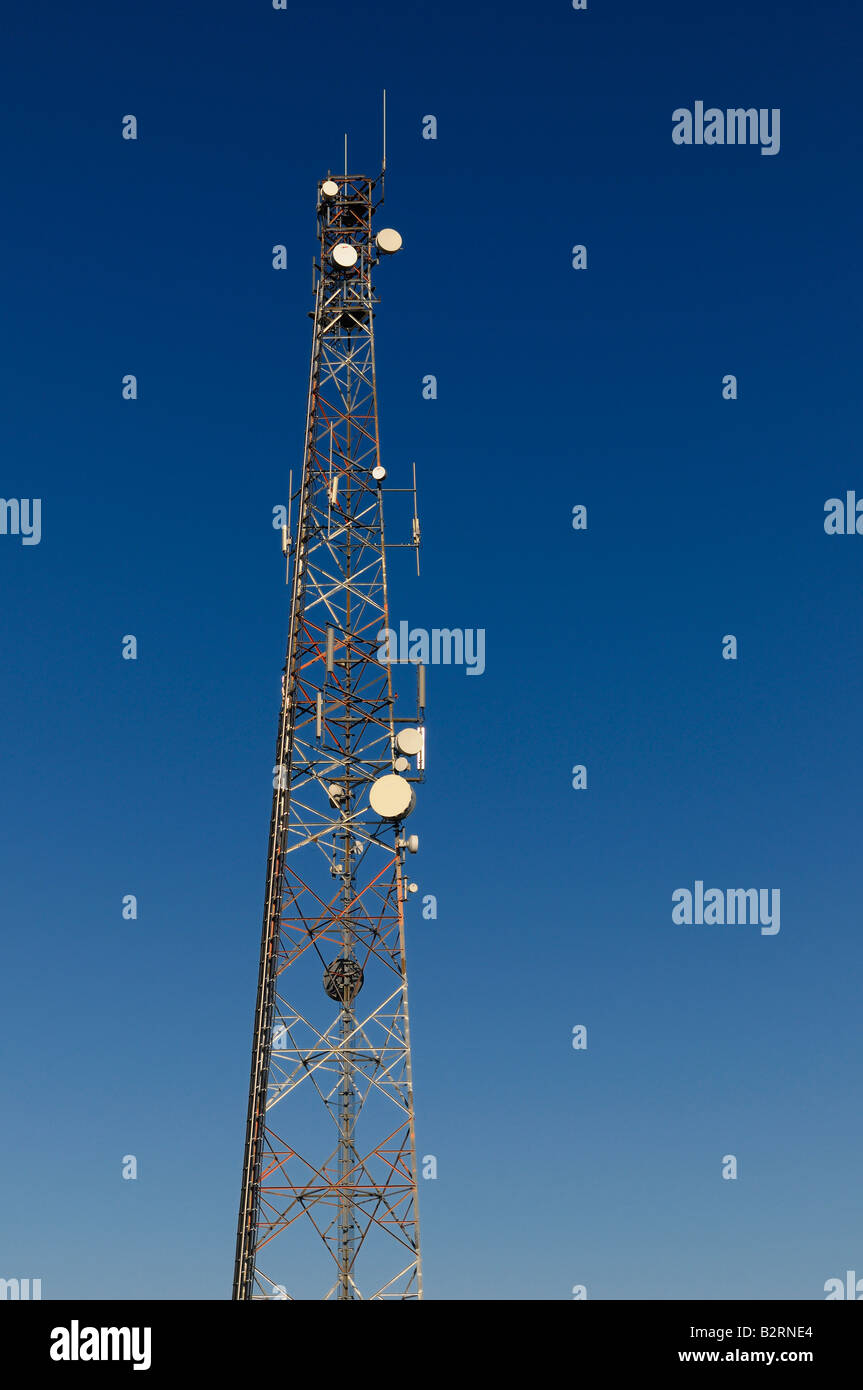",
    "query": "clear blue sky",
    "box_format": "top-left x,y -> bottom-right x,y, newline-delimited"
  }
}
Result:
2,0 -> 861,1300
